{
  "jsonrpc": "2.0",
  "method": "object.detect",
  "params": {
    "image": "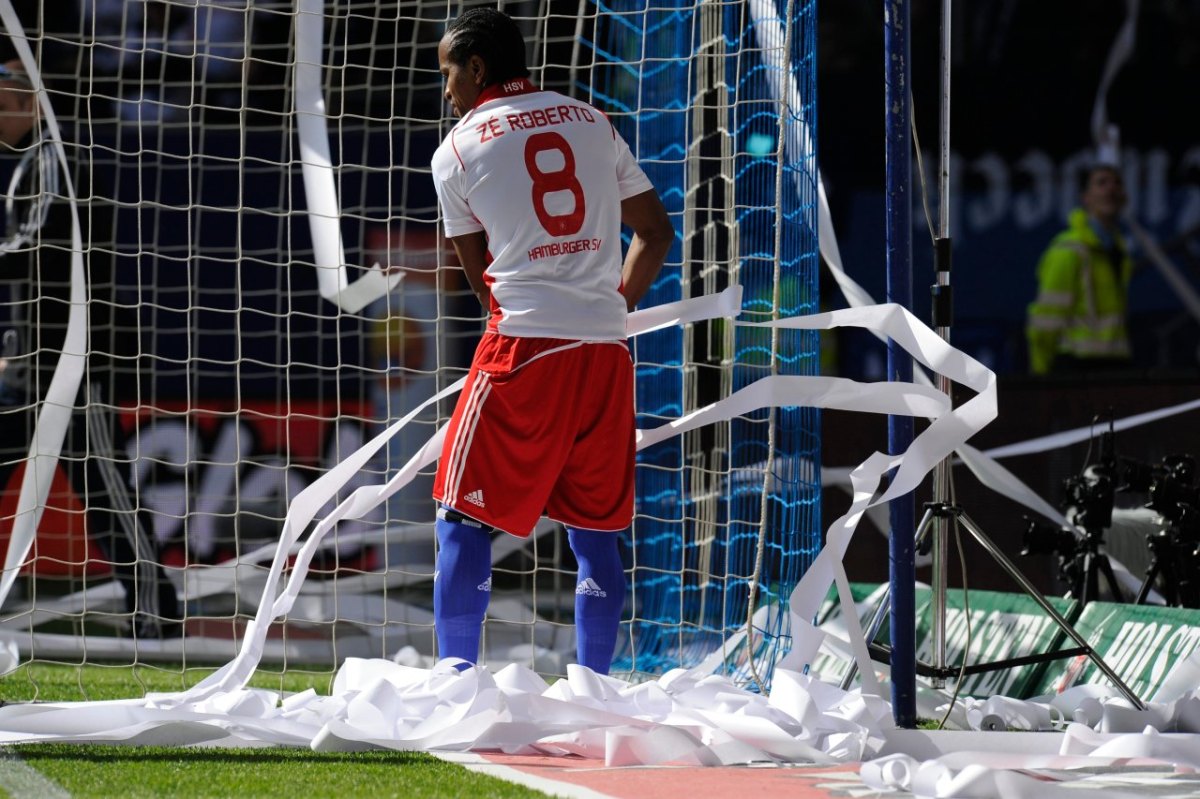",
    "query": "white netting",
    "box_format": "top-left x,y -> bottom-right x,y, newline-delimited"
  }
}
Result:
0,0 -> 820,686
